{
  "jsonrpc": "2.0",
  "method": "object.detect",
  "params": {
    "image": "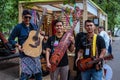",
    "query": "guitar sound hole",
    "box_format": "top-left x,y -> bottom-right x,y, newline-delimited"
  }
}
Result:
33,36 -> 38,41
